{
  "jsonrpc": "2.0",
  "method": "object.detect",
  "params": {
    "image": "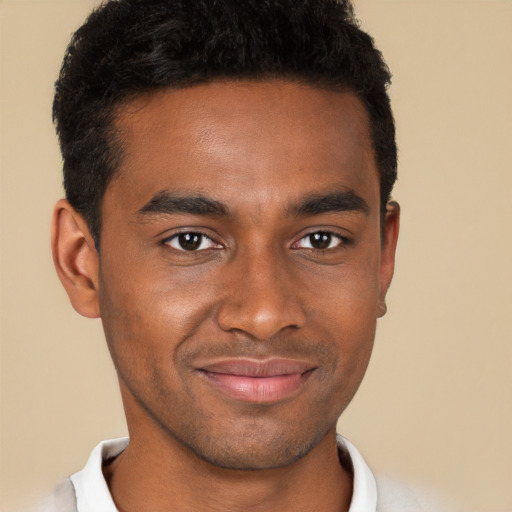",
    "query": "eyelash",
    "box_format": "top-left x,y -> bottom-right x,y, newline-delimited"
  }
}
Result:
162,231 -> 222,252
292,231 -> 350,251
162,230 -> 350,253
